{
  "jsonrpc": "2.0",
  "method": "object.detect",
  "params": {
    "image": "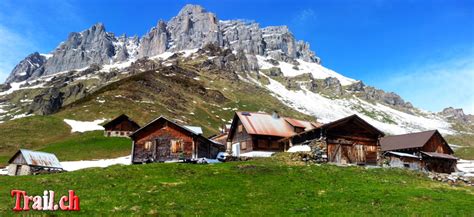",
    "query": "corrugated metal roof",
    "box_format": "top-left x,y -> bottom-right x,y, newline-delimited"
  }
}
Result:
386,151 -> 420,159
380,130 -> 437,151
236,112 -> 317,137
284,117 -> 318,130
184,125 -> 203,135
421,151 -> 458,160
14,149 -> 63,168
